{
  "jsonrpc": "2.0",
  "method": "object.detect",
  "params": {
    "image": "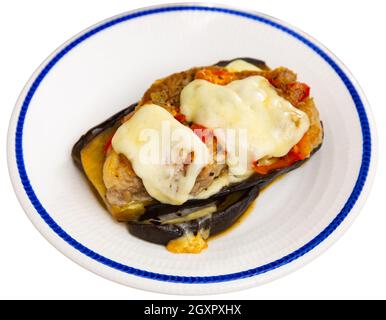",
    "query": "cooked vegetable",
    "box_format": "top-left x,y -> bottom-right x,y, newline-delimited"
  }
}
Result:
72,57 -> 323,253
